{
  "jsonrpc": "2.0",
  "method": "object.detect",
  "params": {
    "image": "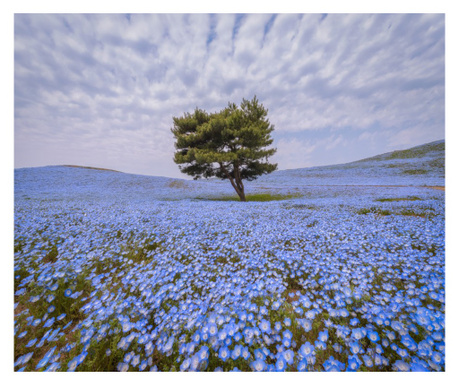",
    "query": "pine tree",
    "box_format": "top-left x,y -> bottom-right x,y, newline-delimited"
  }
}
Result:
171,96 -> 277,201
